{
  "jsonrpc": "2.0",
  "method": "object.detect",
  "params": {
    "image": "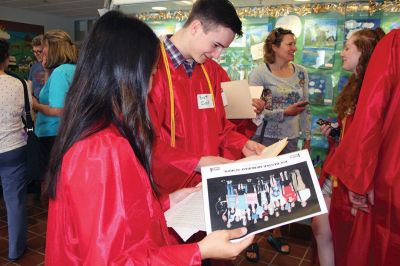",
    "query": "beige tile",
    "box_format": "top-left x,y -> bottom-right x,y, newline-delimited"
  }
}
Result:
271,253 -> 302,266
